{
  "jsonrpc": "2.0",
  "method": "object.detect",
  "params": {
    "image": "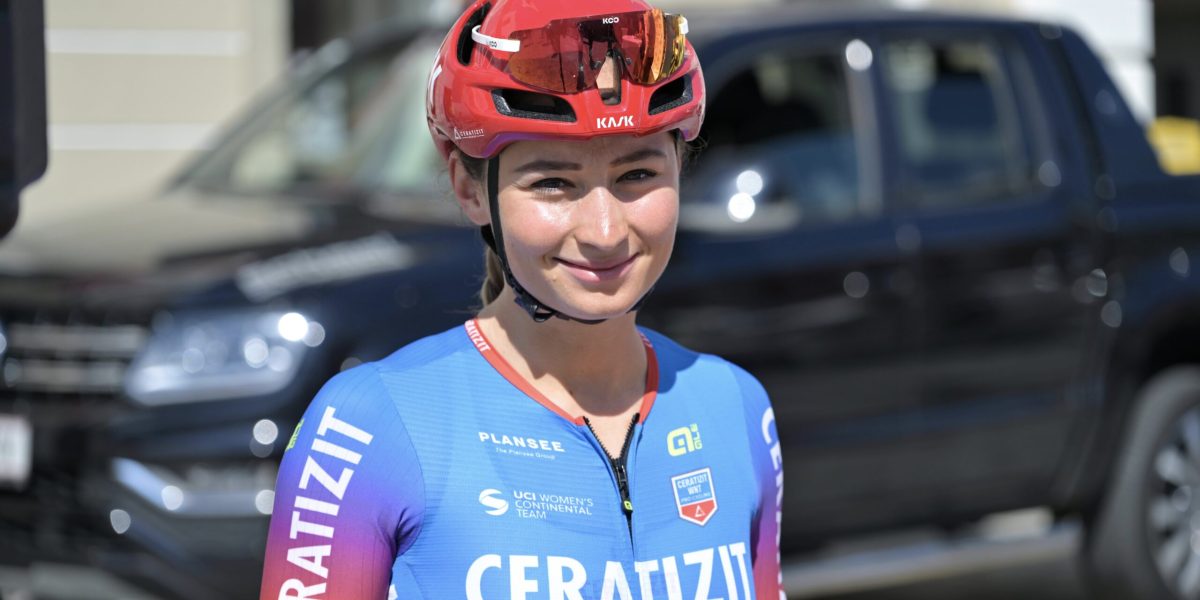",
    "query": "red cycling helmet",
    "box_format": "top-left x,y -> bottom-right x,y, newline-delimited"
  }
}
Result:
426,0 -> 706,161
